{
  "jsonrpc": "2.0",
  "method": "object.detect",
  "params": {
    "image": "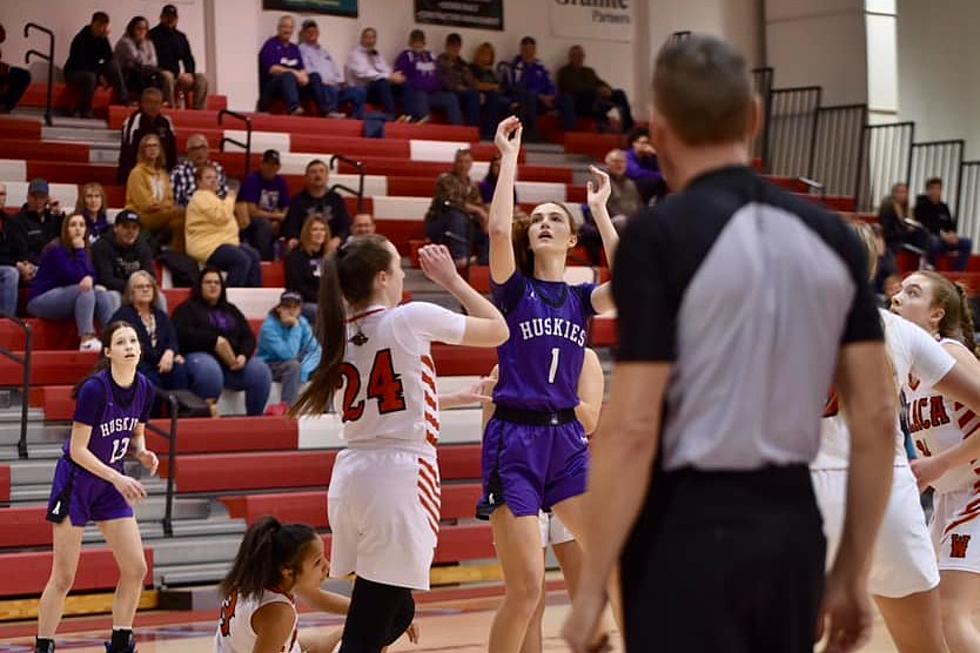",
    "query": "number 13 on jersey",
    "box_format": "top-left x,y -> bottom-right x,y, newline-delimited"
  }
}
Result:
339,349 -> 407,422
